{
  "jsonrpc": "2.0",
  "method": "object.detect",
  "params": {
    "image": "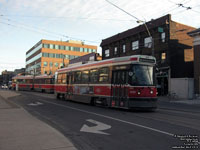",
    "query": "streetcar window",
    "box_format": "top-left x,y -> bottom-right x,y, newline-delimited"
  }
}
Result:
99,67 -> 109,82
35,79 -> 38,84
57,74 -> 62,84
26,79 -> 32,84
41,79 -> 44,84
62,74 -> 66,84
51,78 -> 54,84
74,71 -> 82,83
130,65 -> 153,86
82,70 -> 89,83
90,69 -> 98,83
18,79 -> 23,83
46,79 -> 50,84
